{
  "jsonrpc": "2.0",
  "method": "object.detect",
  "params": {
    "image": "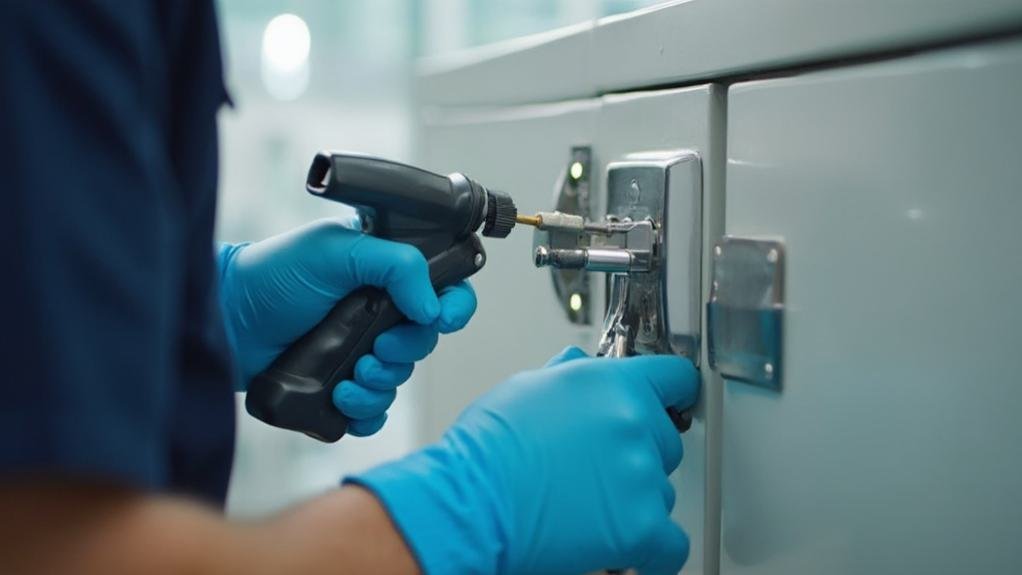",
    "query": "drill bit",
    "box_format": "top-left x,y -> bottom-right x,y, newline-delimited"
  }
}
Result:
515,211 -> 585,232
516,214 -> 542,227
517,211 -> 616,235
